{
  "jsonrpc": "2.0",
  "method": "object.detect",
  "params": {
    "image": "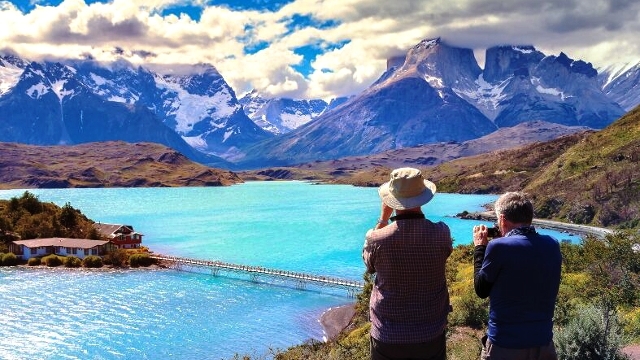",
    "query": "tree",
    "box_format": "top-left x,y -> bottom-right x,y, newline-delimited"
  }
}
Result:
59,202 -> 78,229
583,231 -> 640,309
18,191 -> 43,215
